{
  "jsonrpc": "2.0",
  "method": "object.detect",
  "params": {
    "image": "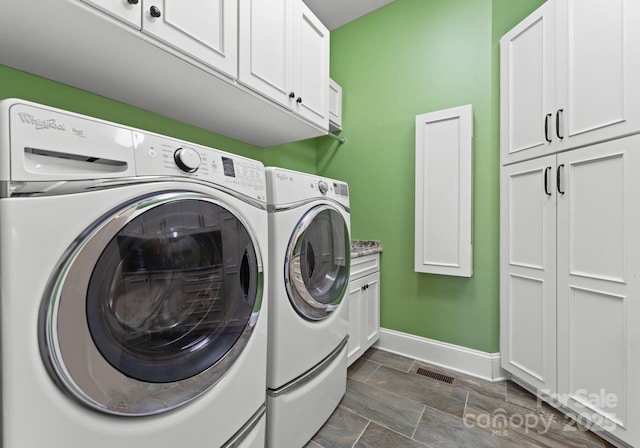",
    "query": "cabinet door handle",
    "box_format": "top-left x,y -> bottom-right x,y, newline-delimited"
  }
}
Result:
150,5 -> 161,17
556,109 -> 564,139
557,164 -> 565,195
544,166 -> 552,196
544,113 -> 552,143
128,0 -> 139,4
289,92 -> 295,99
296,97 -> 303,104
